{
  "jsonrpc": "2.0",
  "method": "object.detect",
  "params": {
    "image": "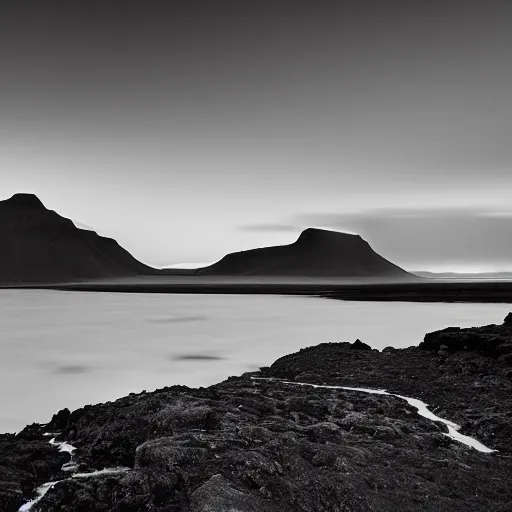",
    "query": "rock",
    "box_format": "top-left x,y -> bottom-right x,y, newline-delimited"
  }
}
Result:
153,404 -> 219,432
504,313 -> 512,326
50,408 -> 71,430
500,354 -> 512,366
422,327 -> 461,350
295,372 -> 322,383
0,485 -> 24,512
190,474 -> 279,512
135,437 -> 208,468
350,339 -> 372,350
497,343 -> 512,355
420,324 -> 512,357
